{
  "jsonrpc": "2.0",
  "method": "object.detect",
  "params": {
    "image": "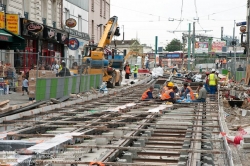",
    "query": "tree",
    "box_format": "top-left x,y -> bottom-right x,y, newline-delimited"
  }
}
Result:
164,39 -> 183,52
